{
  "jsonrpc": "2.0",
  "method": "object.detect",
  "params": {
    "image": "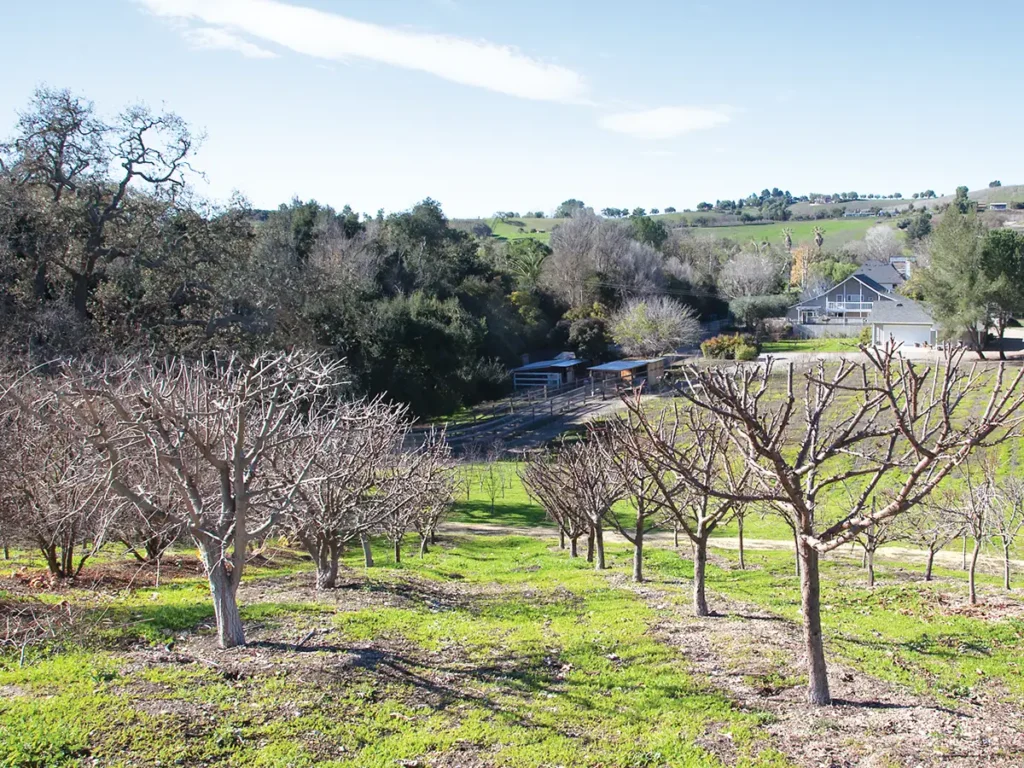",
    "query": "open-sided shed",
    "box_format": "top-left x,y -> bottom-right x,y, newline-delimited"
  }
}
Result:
587,358 -> 665,386
511,358 -> 588,390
